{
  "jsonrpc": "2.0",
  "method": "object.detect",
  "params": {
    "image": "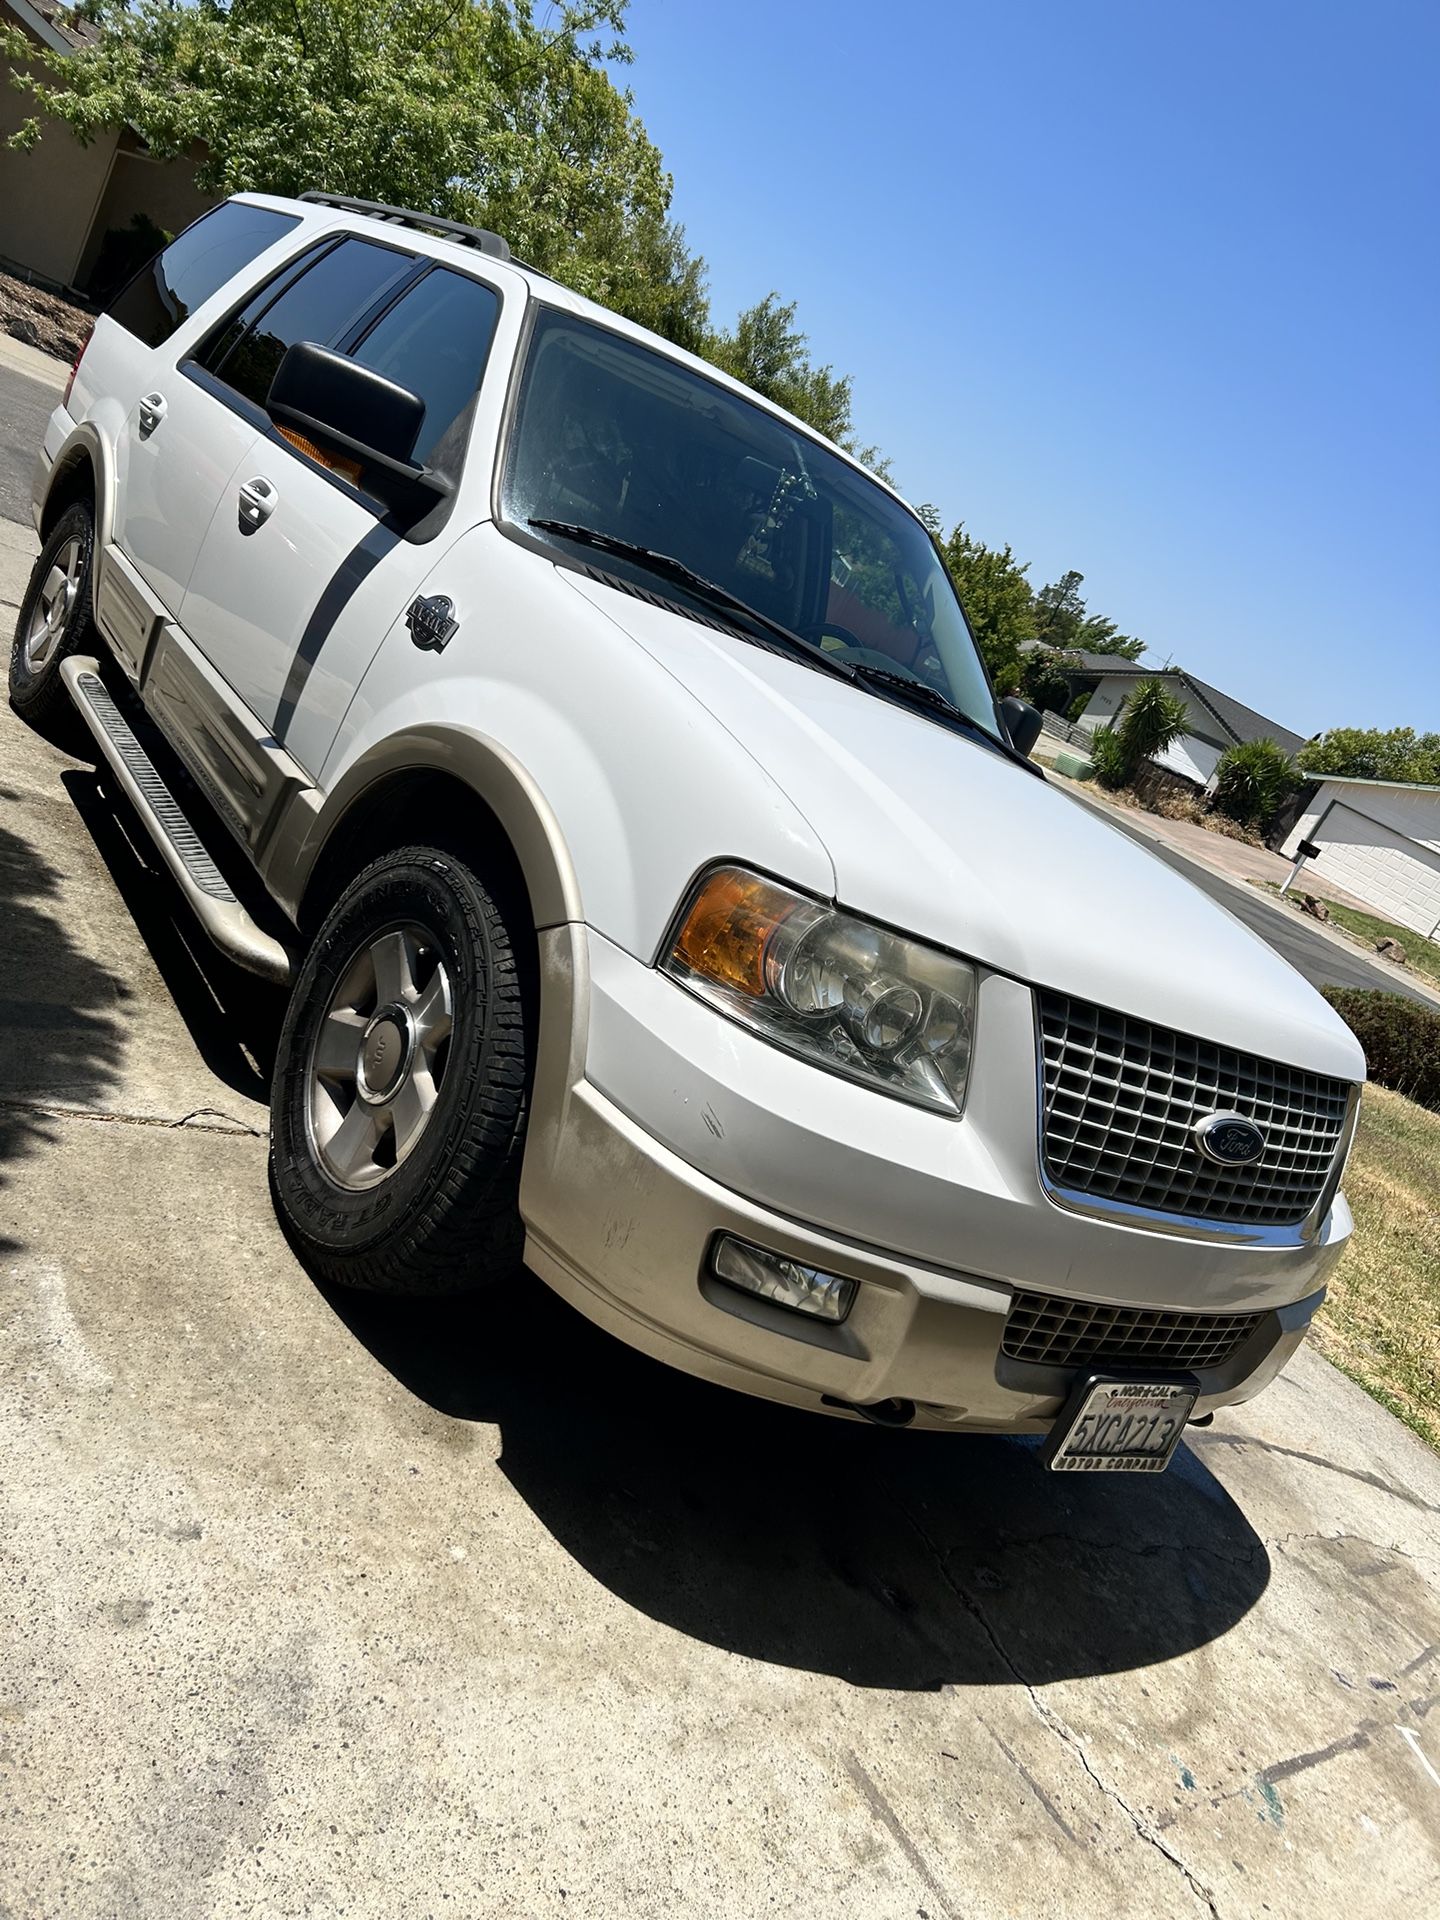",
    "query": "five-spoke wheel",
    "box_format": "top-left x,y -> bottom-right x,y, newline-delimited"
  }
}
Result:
9,500 -> 97,728
271,845 -> 532,1294
307,925 -> 455,1189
